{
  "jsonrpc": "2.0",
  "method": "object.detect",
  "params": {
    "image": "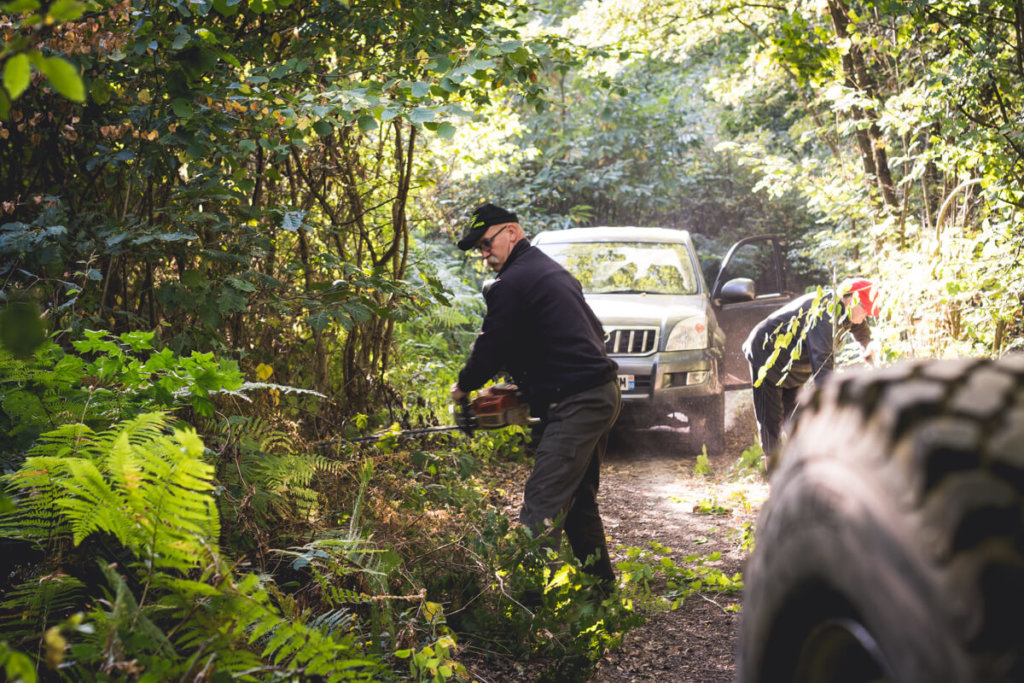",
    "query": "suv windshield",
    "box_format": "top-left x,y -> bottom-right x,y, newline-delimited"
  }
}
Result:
538,241 -> 698,295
